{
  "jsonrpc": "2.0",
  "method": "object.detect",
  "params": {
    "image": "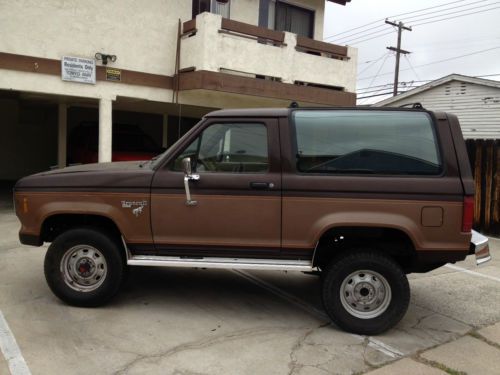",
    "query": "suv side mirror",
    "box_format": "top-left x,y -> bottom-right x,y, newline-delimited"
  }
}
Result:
182,157 -> 193,175
181,157 -> 200,206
